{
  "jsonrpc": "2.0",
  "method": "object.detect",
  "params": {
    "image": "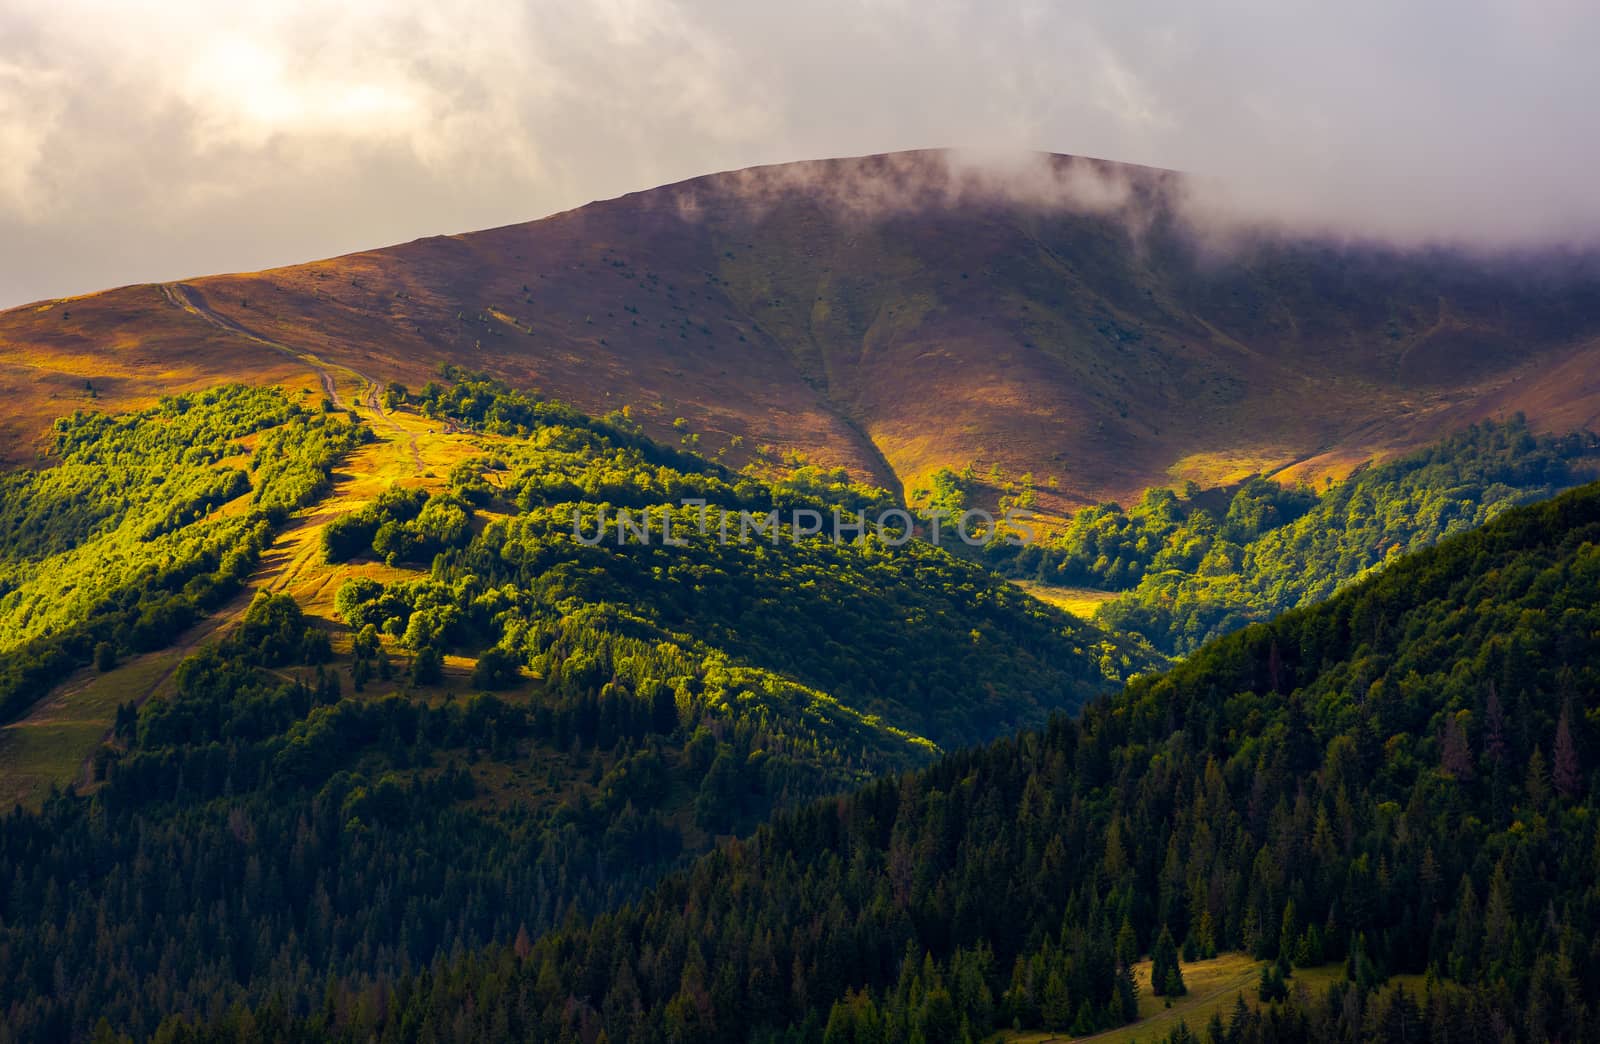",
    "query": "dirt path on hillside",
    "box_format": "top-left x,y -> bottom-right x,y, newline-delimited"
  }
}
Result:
160,283 -> 345,406
2,395 -> 453,803
40,464 -> 380,790
3,289 -> 494,803
159,282 -> 424,472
